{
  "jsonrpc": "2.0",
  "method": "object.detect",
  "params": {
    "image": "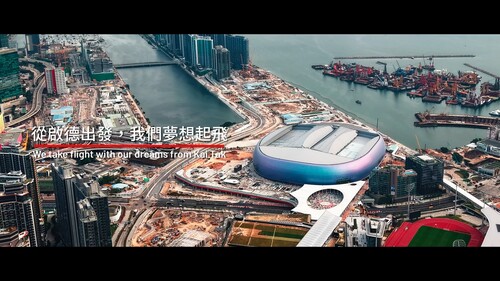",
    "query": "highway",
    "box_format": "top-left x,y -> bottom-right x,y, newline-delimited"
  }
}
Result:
7,76 -> 45,127
115,88 -> 274,246
114,61 -> 179,69
143,101 -> 267,201
366,196 -> 463,217
20,65 -> 41,83
154,198 -> 291,213
7,58 -> 54,127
